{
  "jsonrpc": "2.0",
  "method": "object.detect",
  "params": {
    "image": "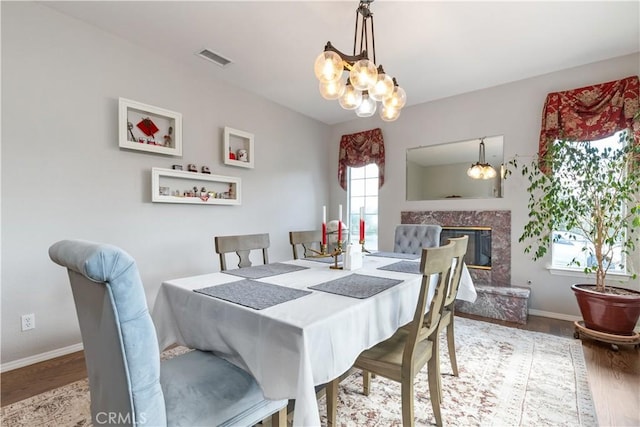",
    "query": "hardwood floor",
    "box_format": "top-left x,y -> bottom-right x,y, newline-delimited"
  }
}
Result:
2,315 -> 638,426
